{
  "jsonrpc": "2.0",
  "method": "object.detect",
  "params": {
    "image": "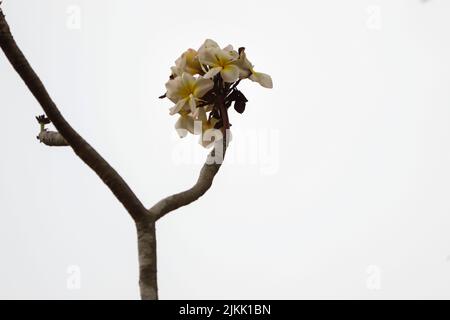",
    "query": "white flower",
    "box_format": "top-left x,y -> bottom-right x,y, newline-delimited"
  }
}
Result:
235,49 -> 273,88
174,108 -> 220,148
198,43 -> 240,83
198,39 -> 220,52
163,39 -> 272,148
165,73 -> 214,117
171,48 -> 203,77
174,112 -> 195,137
